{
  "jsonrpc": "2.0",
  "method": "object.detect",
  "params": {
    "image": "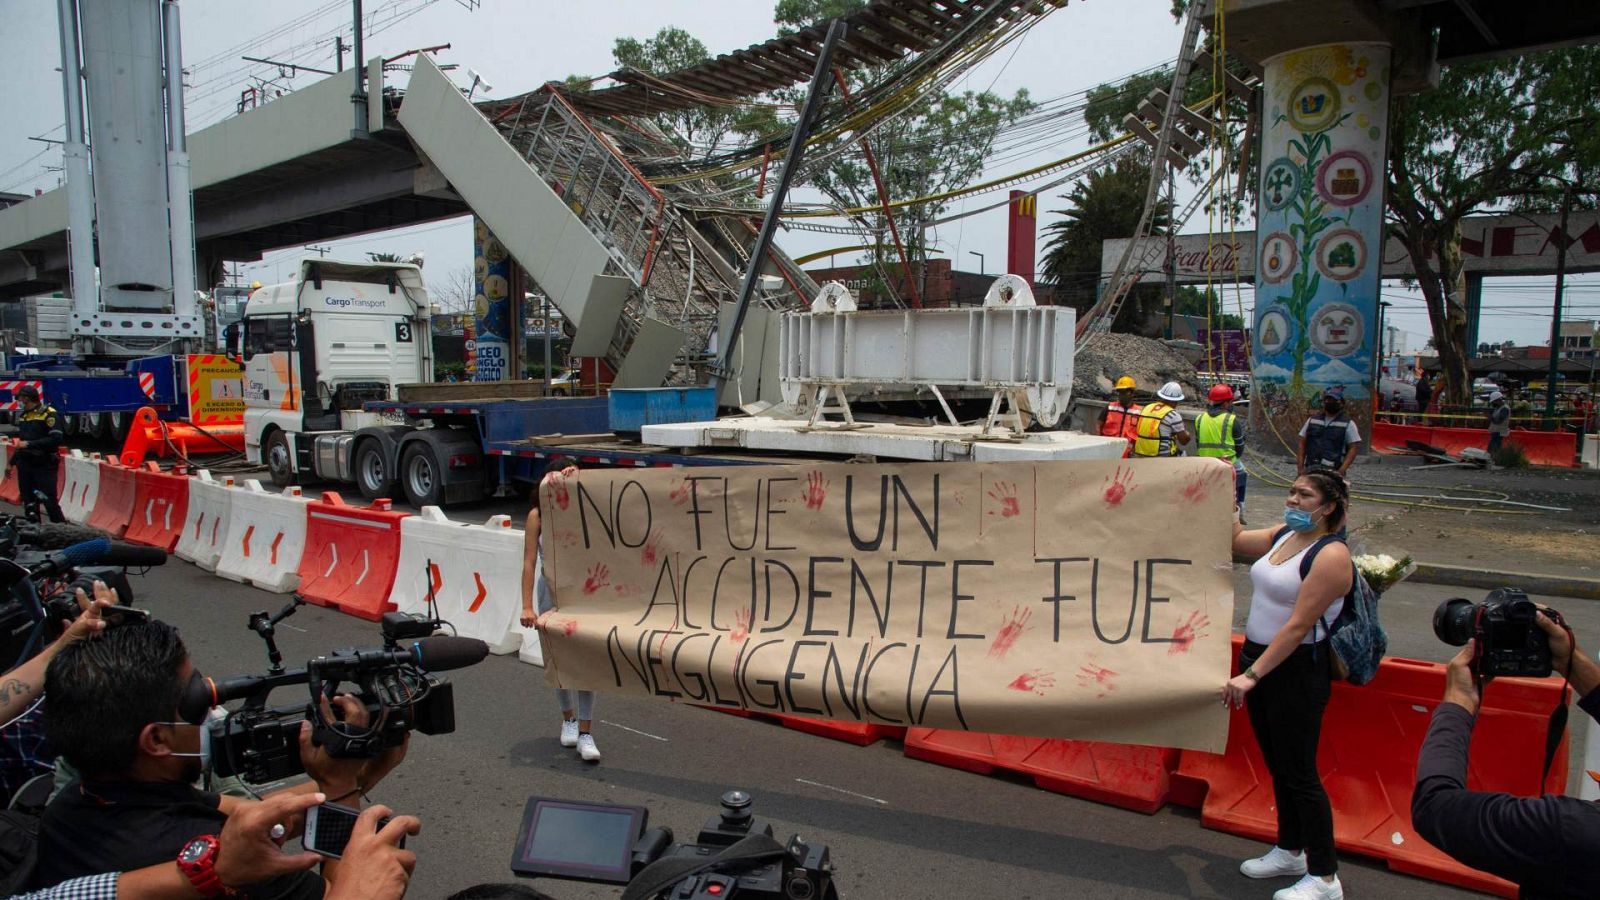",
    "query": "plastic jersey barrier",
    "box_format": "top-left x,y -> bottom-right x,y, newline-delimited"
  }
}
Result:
389,506 -> 523,654
55,447 -> 67,498
0,440 -> 19,504
903,730 -> 1178,813
86,457 -> 138,537
295,493 -> 408,622
174,470 -> 235,571
124,464 -> 192,551
1372,421 -> 1575,468
61,451 -> 102,525
1167,635 -> 1567,898
215,482 -> 310,593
